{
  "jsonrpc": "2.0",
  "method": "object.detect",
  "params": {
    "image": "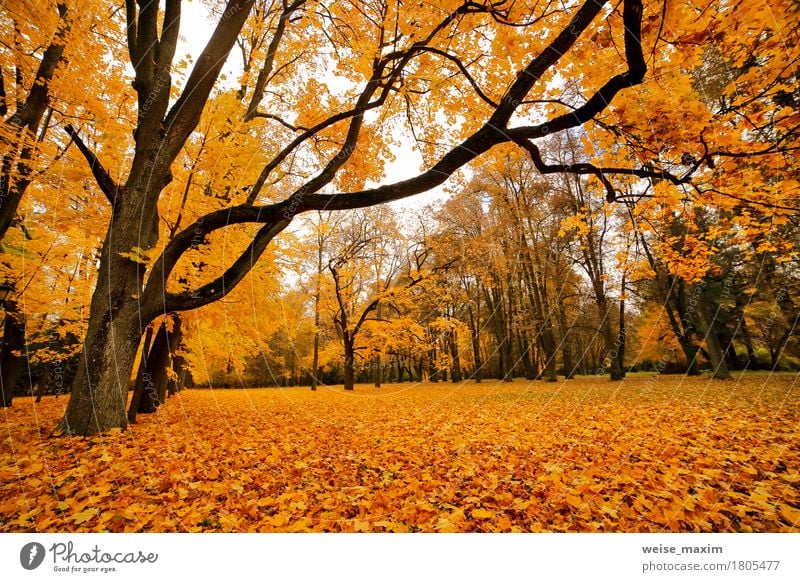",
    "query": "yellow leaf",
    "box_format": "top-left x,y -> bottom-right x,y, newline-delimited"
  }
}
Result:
778,505 -> 800,526
471,508 -> 494,519
267,512 -> 290,527
566,494 -> 583,509
73,508 -> 98,525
